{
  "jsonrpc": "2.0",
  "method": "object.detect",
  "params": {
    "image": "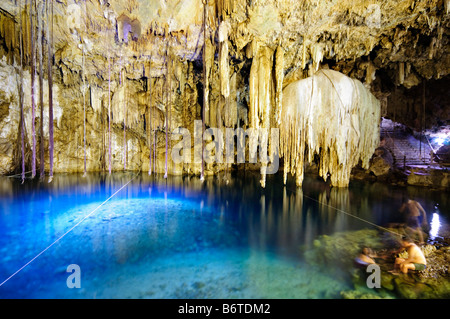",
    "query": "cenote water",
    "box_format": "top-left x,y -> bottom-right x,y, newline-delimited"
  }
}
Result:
0,172 -> 448,299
